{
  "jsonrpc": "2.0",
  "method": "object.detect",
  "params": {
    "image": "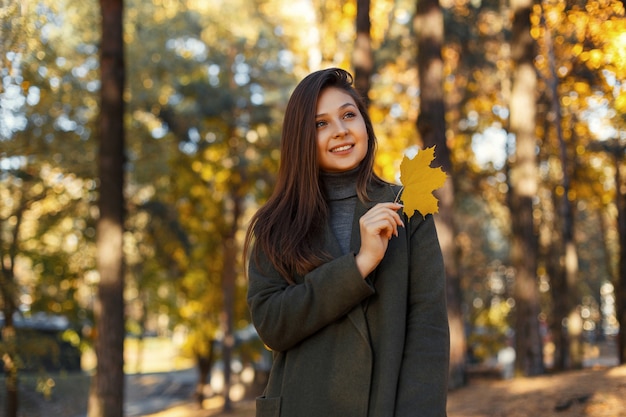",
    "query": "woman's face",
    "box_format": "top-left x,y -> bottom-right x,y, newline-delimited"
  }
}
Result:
315,87 -> 368,173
